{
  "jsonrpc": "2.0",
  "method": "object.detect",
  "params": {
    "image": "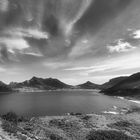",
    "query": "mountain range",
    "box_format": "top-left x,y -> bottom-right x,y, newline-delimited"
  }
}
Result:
0,72 -> 140,97
0,77 -> 101,92
9,77 -> 72,92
